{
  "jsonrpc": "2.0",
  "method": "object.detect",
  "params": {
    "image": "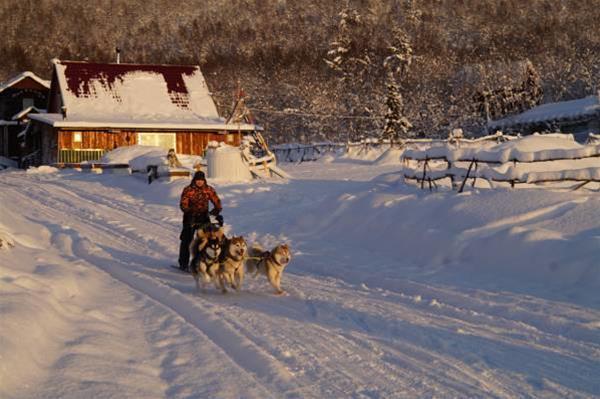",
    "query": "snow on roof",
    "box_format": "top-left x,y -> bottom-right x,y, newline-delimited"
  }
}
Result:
53,60 -> 221,122
11,106 -> 46,121
28,112 -> 259,131
0,71 -> 50,94
490,95 -> 600,129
